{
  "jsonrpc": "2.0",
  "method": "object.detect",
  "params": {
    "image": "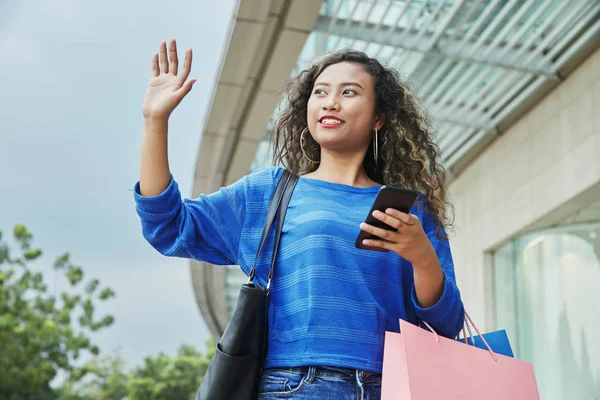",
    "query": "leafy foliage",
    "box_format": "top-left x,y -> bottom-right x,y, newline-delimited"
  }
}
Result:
59,343 -> 215,400
0,225 -> 215,400
0,225 -> 115,399
127,343 -> 214,400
